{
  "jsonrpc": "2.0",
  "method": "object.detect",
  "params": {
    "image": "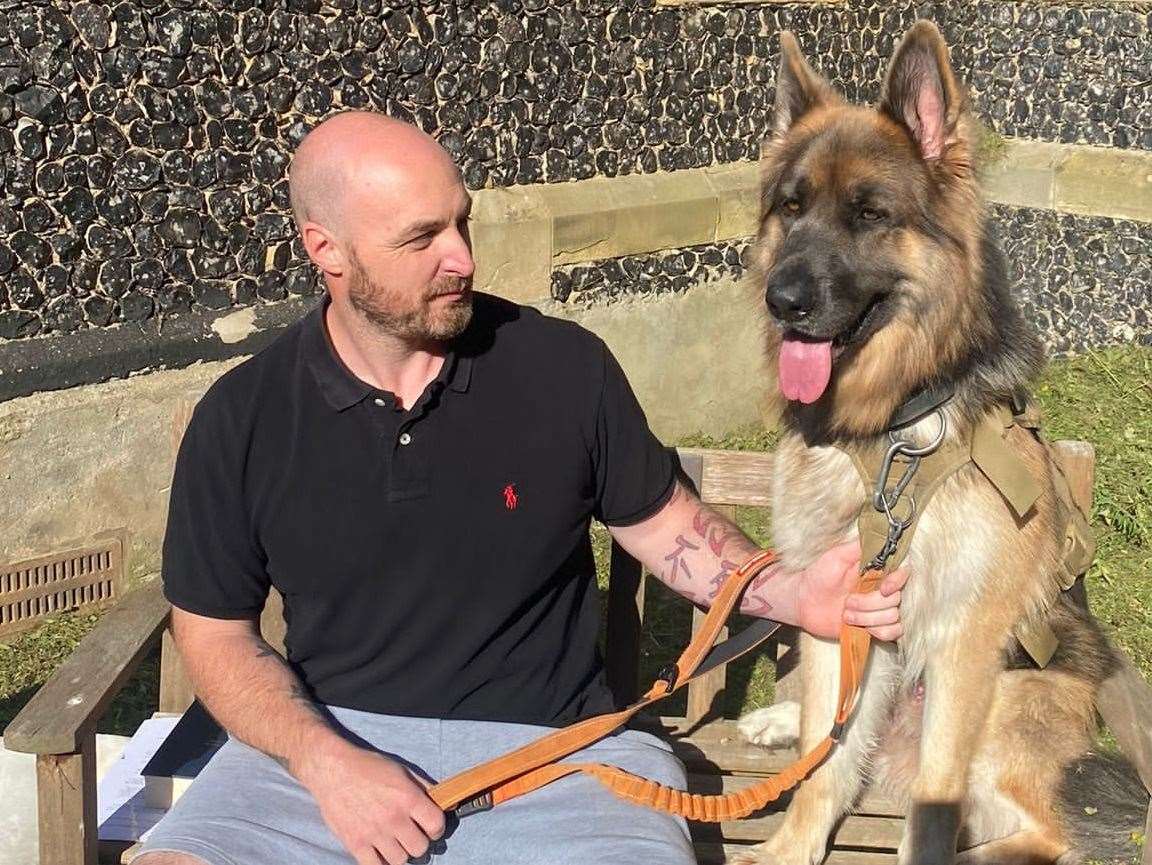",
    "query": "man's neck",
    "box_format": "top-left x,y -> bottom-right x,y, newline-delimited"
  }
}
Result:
324,296 -> 446,410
